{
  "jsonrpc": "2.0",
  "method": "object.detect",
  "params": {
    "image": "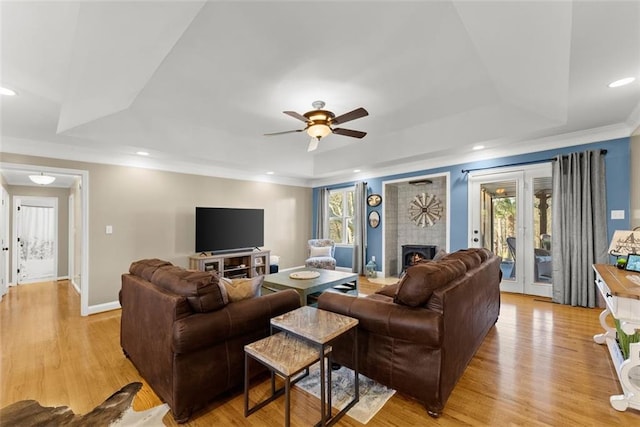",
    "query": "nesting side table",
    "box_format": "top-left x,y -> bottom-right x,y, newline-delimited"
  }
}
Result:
244,306 -> 359,426
244,332 -> 331,426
